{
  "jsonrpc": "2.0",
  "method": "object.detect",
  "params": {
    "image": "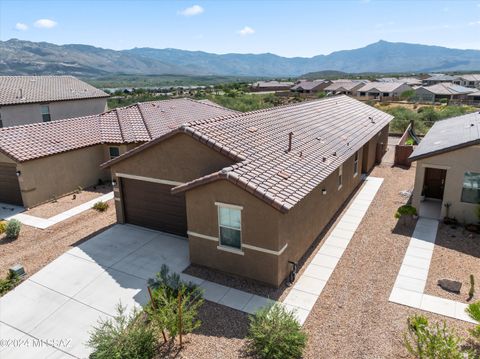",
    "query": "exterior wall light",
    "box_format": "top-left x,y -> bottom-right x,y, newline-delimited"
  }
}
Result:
16,170 -> 21,177
112,179 -> 117,187
322,189 -> 327,195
